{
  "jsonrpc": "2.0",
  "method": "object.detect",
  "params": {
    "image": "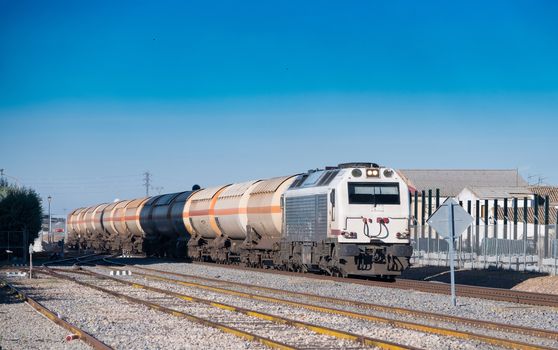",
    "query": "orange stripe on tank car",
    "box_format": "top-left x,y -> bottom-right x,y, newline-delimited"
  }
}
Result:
212,208 -> 246,216
246,205 -> 282,214
187,205 -> 282,217
186,209 -> 211,217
